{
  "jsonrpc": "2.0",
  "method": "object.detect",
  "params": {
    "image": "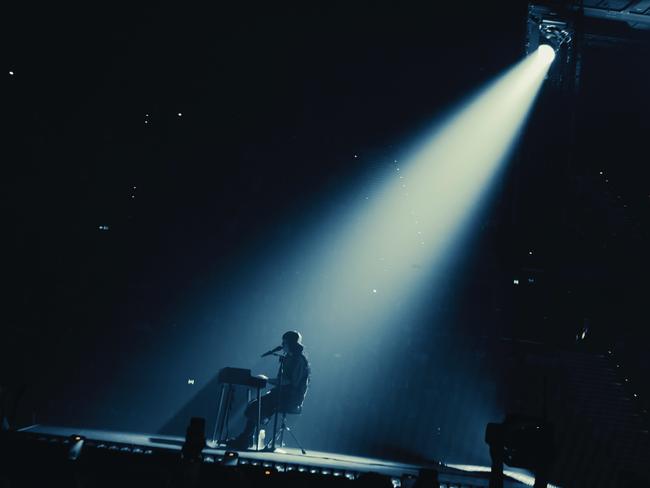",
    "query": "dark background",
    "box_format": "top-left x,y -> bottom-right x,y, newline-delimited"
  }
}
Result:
3,2 -> 650,485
